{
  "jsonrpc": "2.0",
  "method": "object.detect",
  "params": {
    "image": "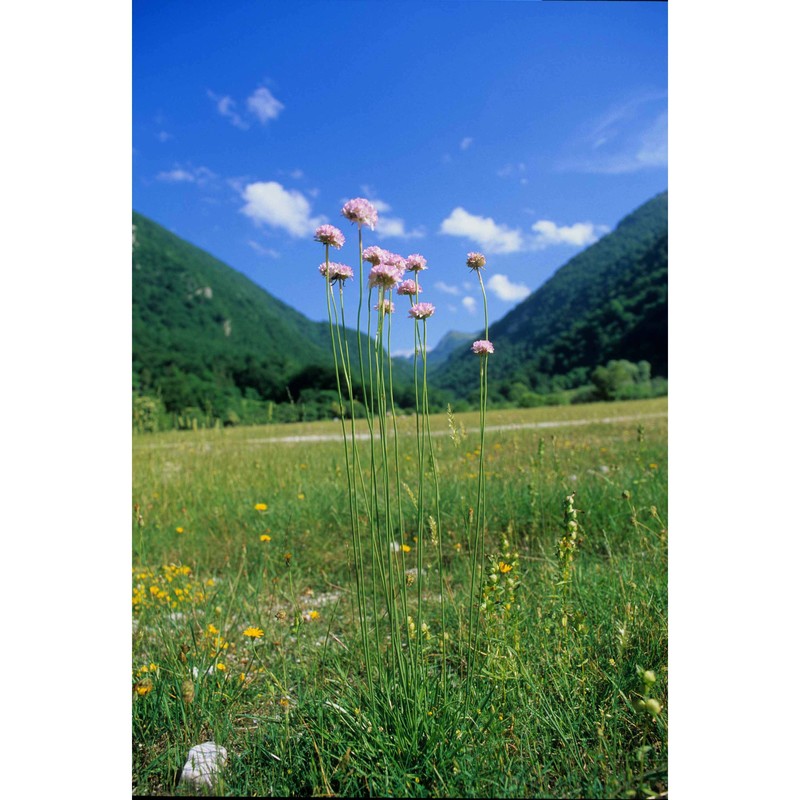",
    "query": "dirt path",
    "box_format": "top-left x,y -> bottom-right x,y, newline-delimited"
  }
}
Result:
243,411 -> 667,444
134,411 -> 666,450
